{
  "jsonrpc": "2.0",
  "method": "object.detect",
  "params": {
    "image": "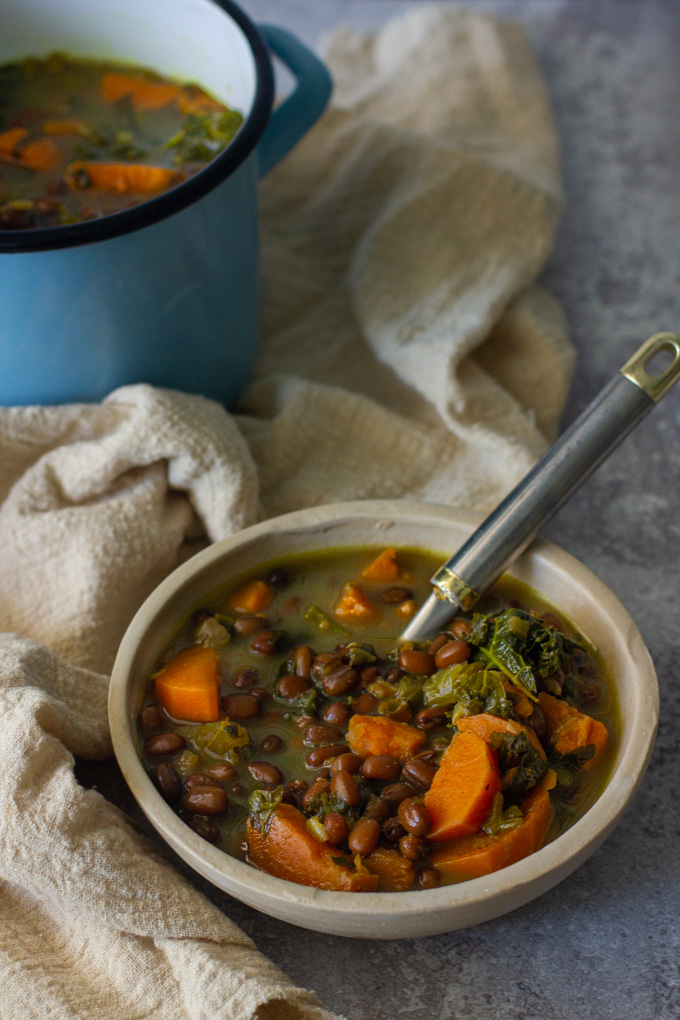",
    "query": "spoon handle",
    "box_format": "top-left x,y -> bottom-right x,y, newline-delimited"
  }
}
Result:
402,332 -> 680,640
